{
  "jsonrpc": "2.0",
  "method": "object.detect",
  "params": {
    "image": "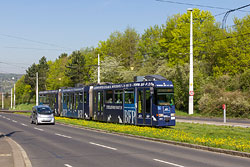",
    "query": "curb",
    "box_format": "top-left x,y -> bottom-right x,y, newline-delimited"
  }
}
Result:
57,122 -> 250,159
6,137 -> 32,167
